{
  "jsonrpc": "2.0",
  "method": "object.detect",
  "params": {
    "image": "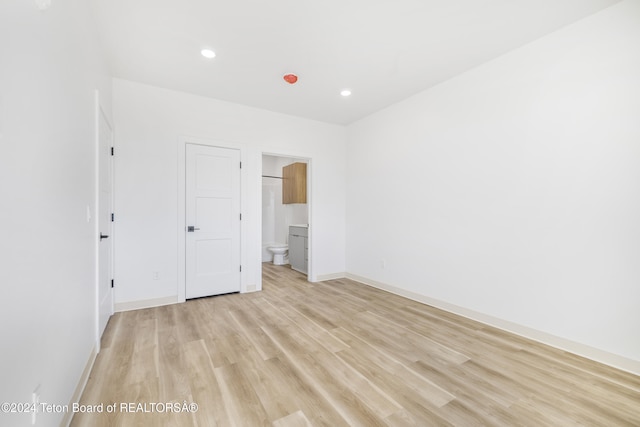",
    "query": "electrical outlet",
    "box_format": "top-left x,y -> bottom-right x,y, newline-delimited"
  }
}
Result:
152,271 -> 159,280
32,385 -> 40,425
381,259 -> 386,269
